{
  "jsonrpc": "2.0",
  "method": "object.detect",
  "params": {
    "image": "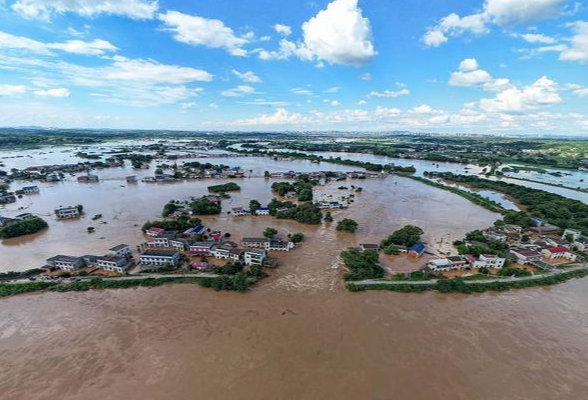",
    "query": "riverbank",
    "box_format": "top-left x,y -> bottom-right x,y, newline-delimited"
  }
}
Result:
504,175 -> 588,194
346,265 -> 588,293
0,273 -> 260,298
